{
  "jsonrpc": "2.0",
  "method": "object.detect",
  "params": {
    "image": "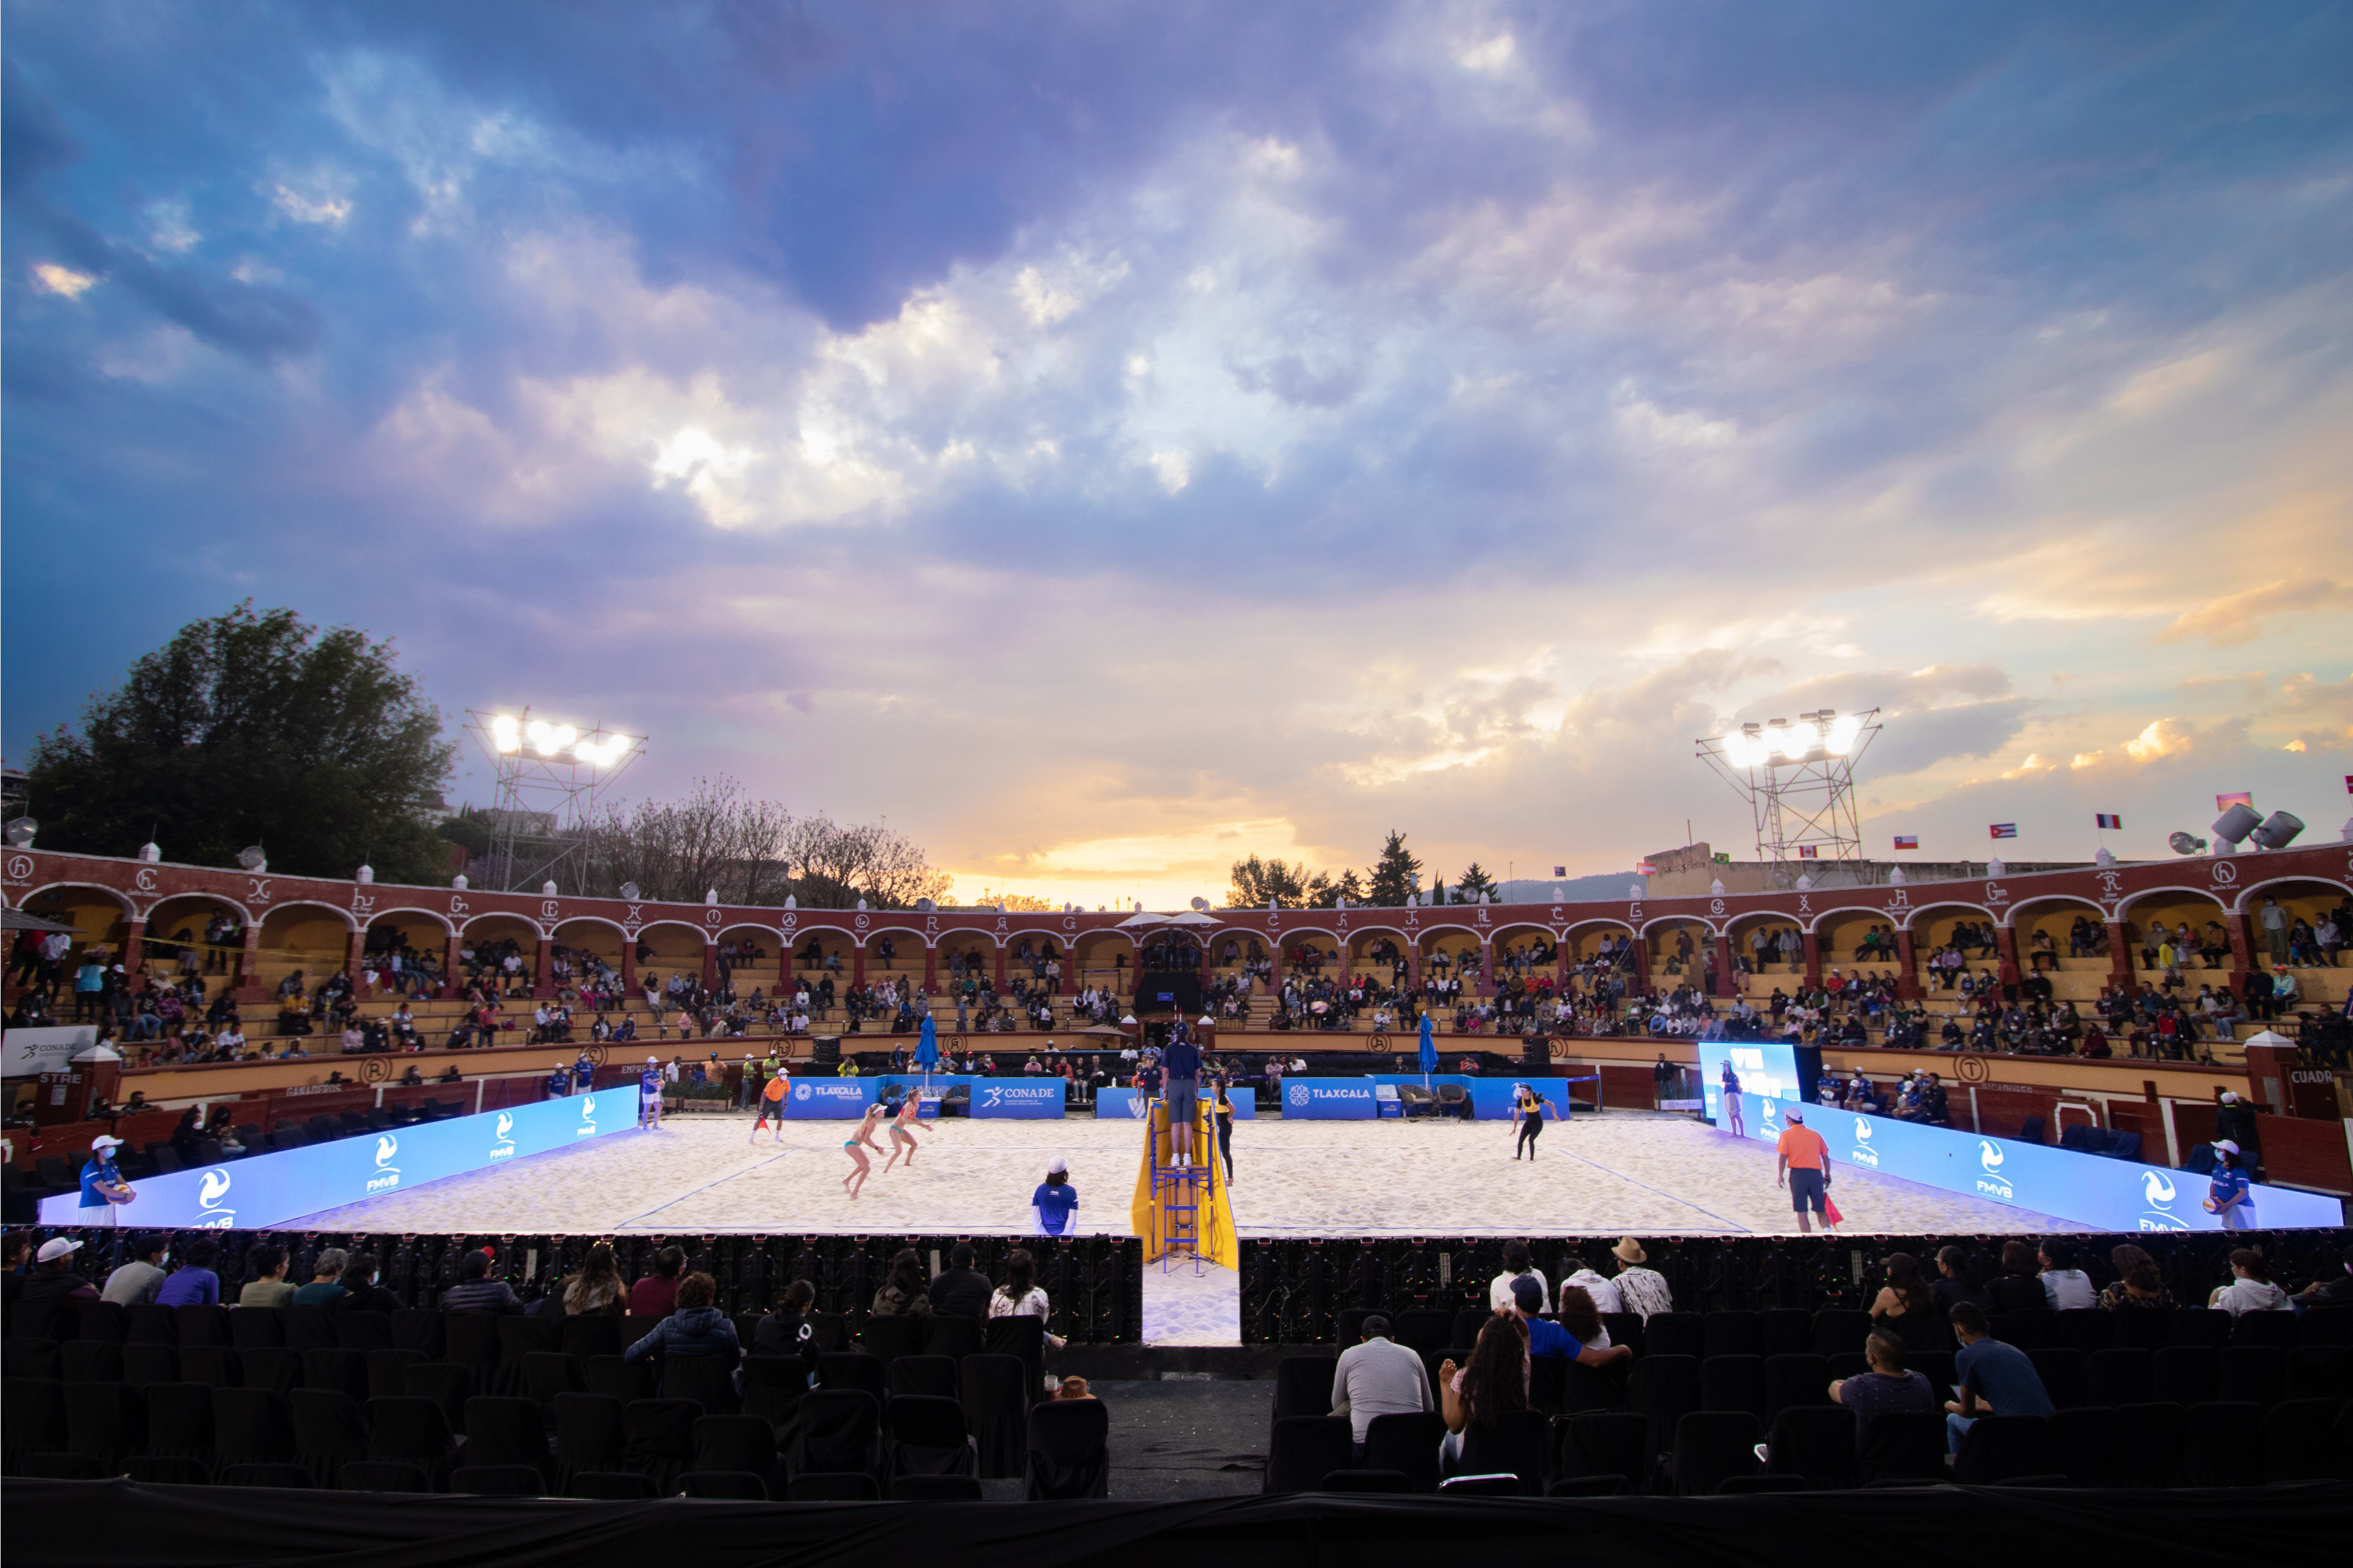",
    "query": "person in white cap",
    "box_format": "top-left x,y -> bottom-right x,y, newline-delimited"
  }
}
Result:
640,1056 -> 665,1128
79,1135 -> 135,1227
20,1237 -> 98,1333
1033,1157 -> 1079,1237
1775,1107 -> 1836,1234
2207,1140 -> 2254,1229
